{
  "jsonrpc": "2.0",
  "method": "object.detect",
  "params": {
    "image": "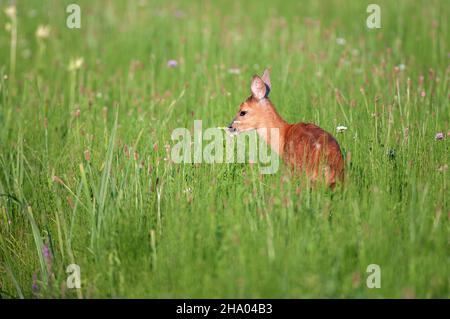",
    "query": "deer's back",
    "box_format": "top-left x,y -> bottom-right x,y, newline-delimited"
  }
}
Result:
283,123 -> 344,186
